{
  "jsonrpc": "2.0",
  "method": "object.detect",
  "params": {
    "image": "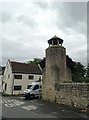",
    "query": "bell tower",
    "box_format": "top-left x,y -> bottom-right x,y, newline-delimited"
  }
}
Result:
42,35 -> 72,102
48,35 -> 63,46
